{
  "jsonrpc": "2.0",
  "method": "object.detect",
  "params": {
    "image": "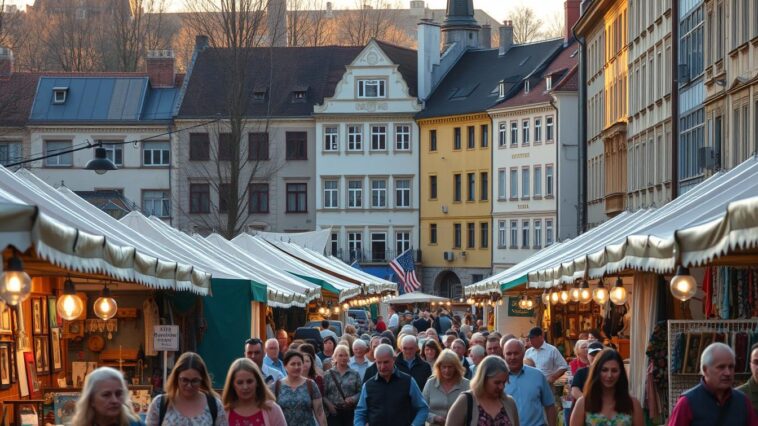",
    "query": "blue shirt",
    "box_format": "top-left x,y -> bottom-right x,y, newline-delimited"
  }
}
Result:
263,355 -> 287,377
349,356 -> 372,381
505,365 -> 555,426
354,368 -> 429,426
